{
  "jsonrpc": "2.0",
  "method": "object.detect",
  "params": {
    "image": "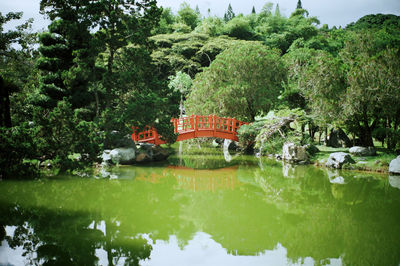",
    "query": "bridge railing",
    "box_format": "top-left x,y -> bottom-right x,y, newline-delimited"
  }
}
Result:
133,115 -> 248,144
171,115 -> 247,134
